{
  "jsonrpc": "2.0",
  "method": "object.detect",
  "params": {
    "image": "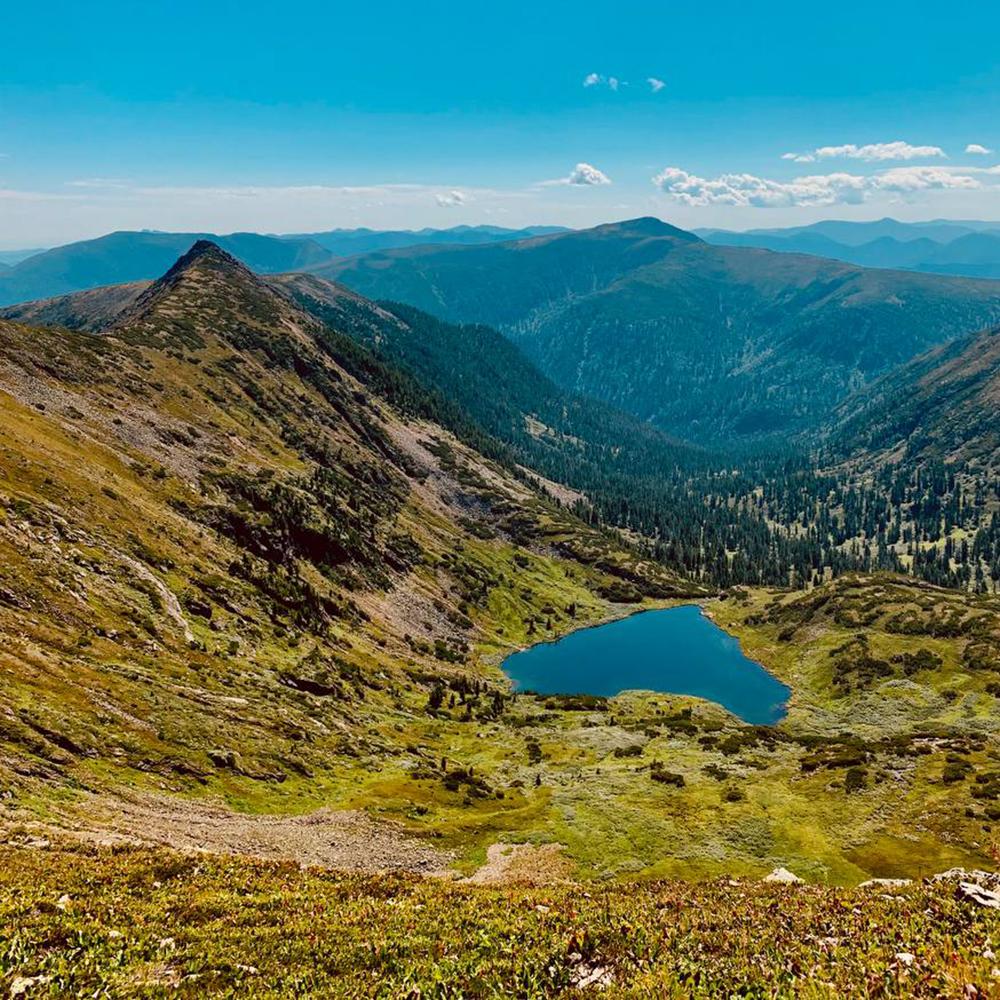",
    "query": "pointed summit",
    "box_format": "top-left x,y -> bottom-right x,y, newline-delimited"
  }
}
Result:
109,239 -> 284,346
161,239 -> 249,280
